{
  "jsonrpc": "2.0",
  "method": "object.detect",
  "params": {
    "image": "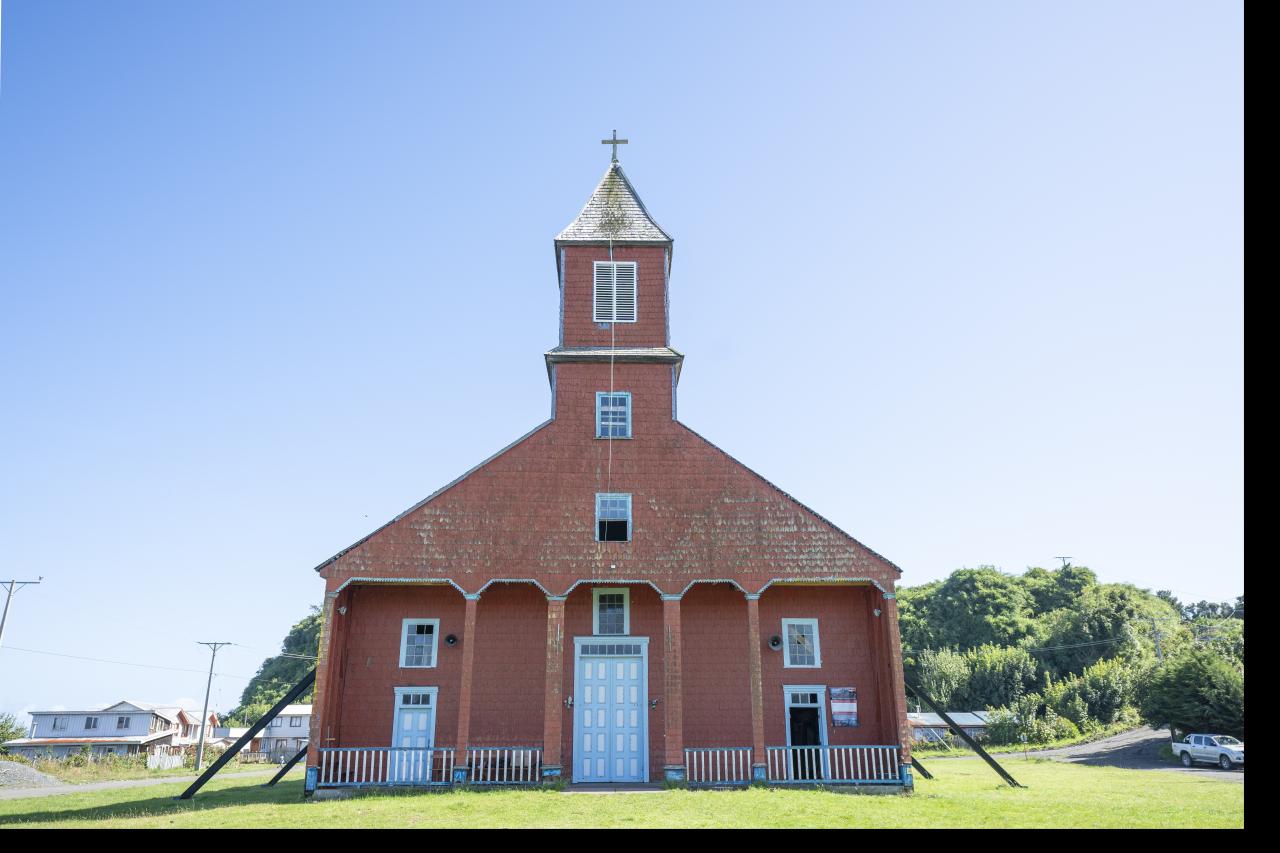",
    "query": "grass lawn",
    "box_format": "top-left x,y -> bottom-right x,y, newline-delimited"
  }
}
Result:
0,759 -> 1242,829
